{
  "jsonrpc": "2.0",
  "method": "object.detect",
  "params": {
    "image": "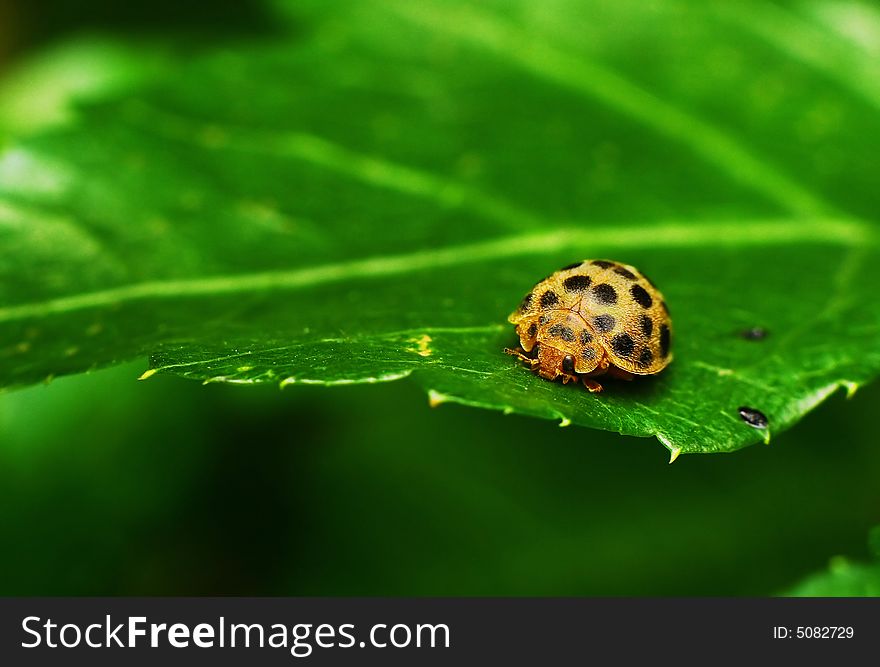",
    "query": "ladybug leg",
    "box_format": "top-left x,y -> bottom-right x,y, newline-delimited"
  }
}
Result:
504,347 -> 539,370
581,377 -> 604,393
